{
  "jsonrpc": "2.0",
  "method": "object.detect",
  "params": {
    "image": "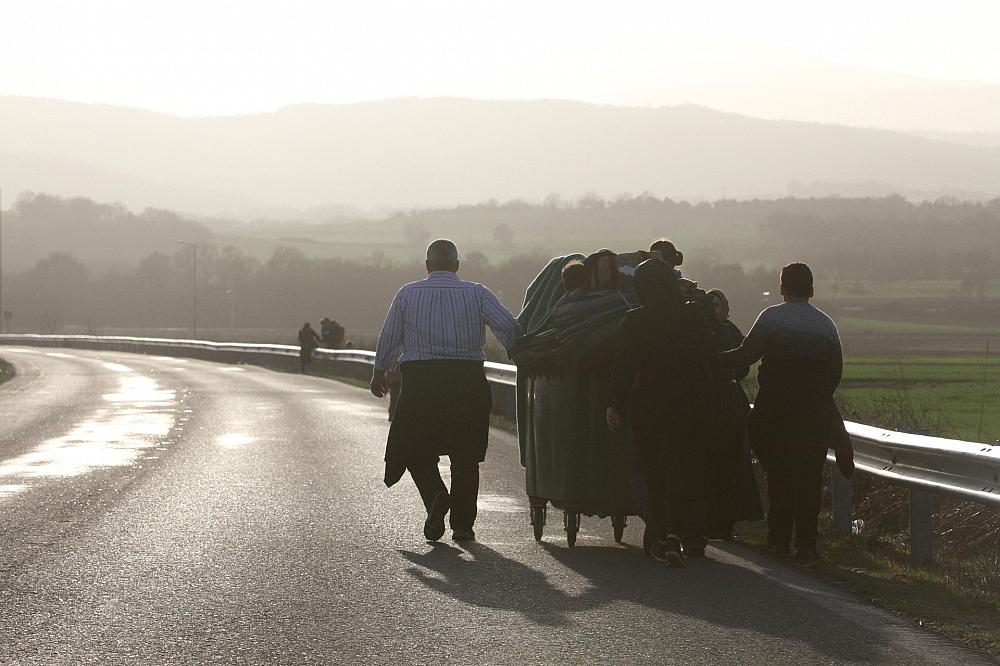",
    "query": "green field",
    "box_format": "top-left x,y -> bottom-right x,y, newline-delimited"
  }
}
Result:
743,354 -> 1000,443
209,216 -> 761,266
838,356 -> 998,443
815,278 -> 1000,301
836,317 -> 1000,337
0,358 -> 14,385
